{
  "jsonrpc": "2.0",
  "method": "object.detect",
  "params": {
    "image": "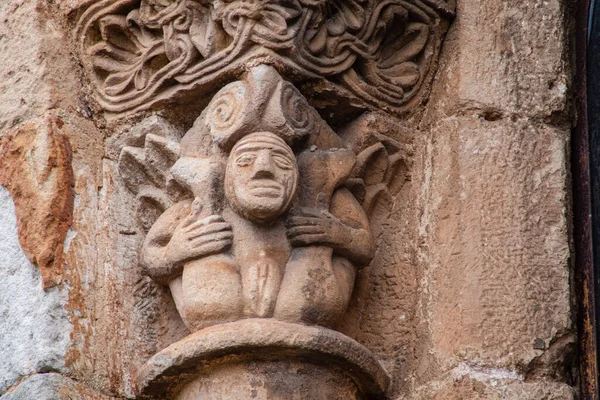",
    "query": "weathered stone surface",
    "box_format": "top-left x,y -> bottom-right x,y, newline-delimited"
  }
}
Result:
2,373 -> 116,400
63,159 -> 188,398
174,362 -> 364,400
0,0 -> 577,398
407,364 -> 576,399
335,114 -> 573,398
0,186 -> 71,394
423,116 -> 570,369
335,112 -> 419,397
423,0 -> 569,122
0,1 -> 81,130
0,0 -> 51,129
0,116 -> 74,288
